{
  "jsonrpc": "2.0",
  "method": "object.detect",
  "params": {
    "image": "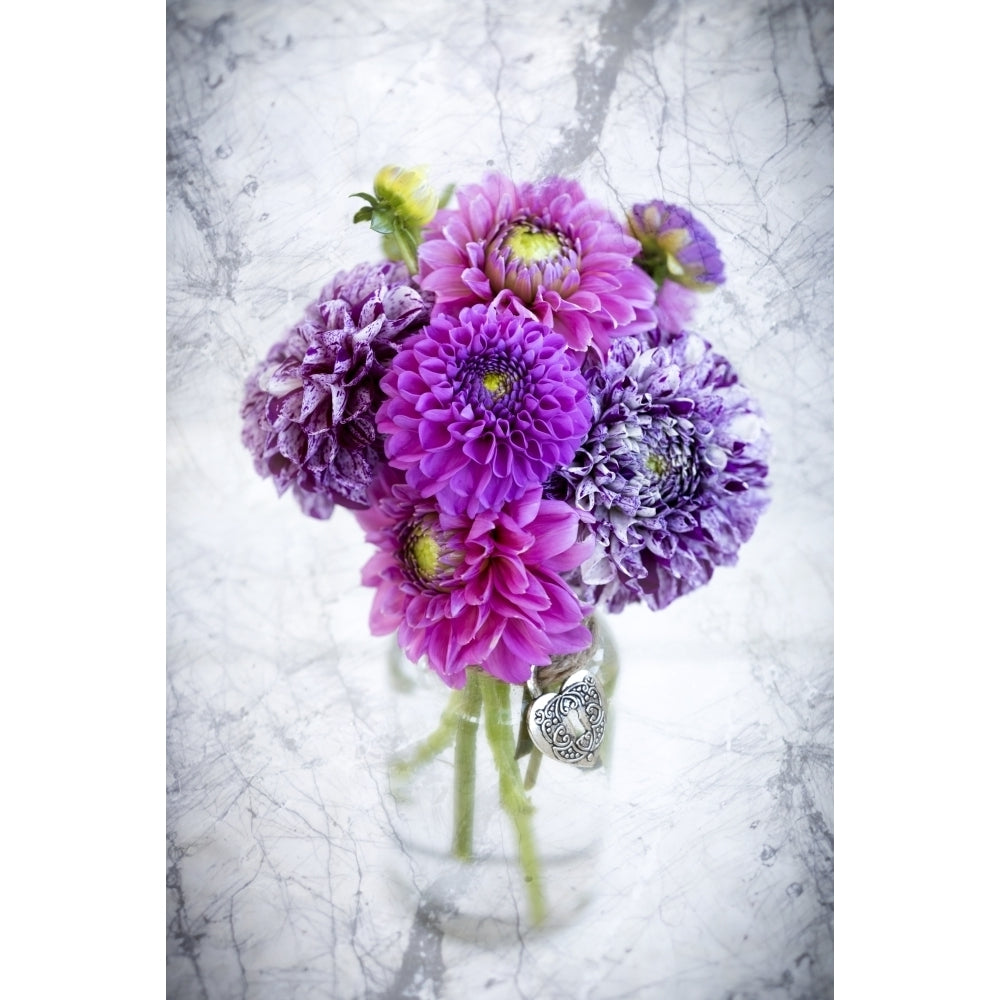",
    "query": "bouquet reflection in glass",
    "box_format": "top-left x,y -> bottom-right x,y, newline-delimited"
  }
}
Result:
241,165 -> 770,930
